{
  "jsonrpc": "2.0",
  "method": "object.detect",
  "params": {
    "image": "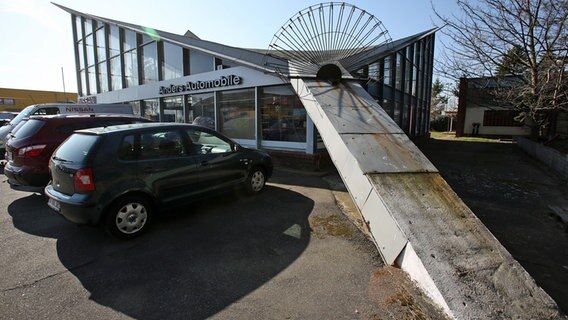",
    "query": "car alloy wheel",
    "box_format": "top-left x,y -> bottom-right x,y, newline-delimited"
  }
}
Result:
245,167 -> 266,194
106,195 -> 152,239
